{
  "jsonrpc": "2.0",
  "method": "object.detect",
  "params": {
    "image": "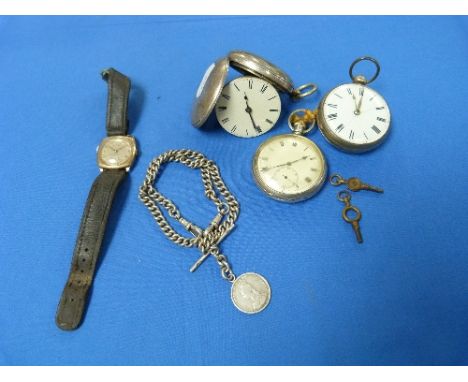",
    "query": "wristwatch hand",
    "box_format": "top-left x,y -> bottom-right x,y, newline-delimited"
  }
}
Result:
115,144 -> 125,153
